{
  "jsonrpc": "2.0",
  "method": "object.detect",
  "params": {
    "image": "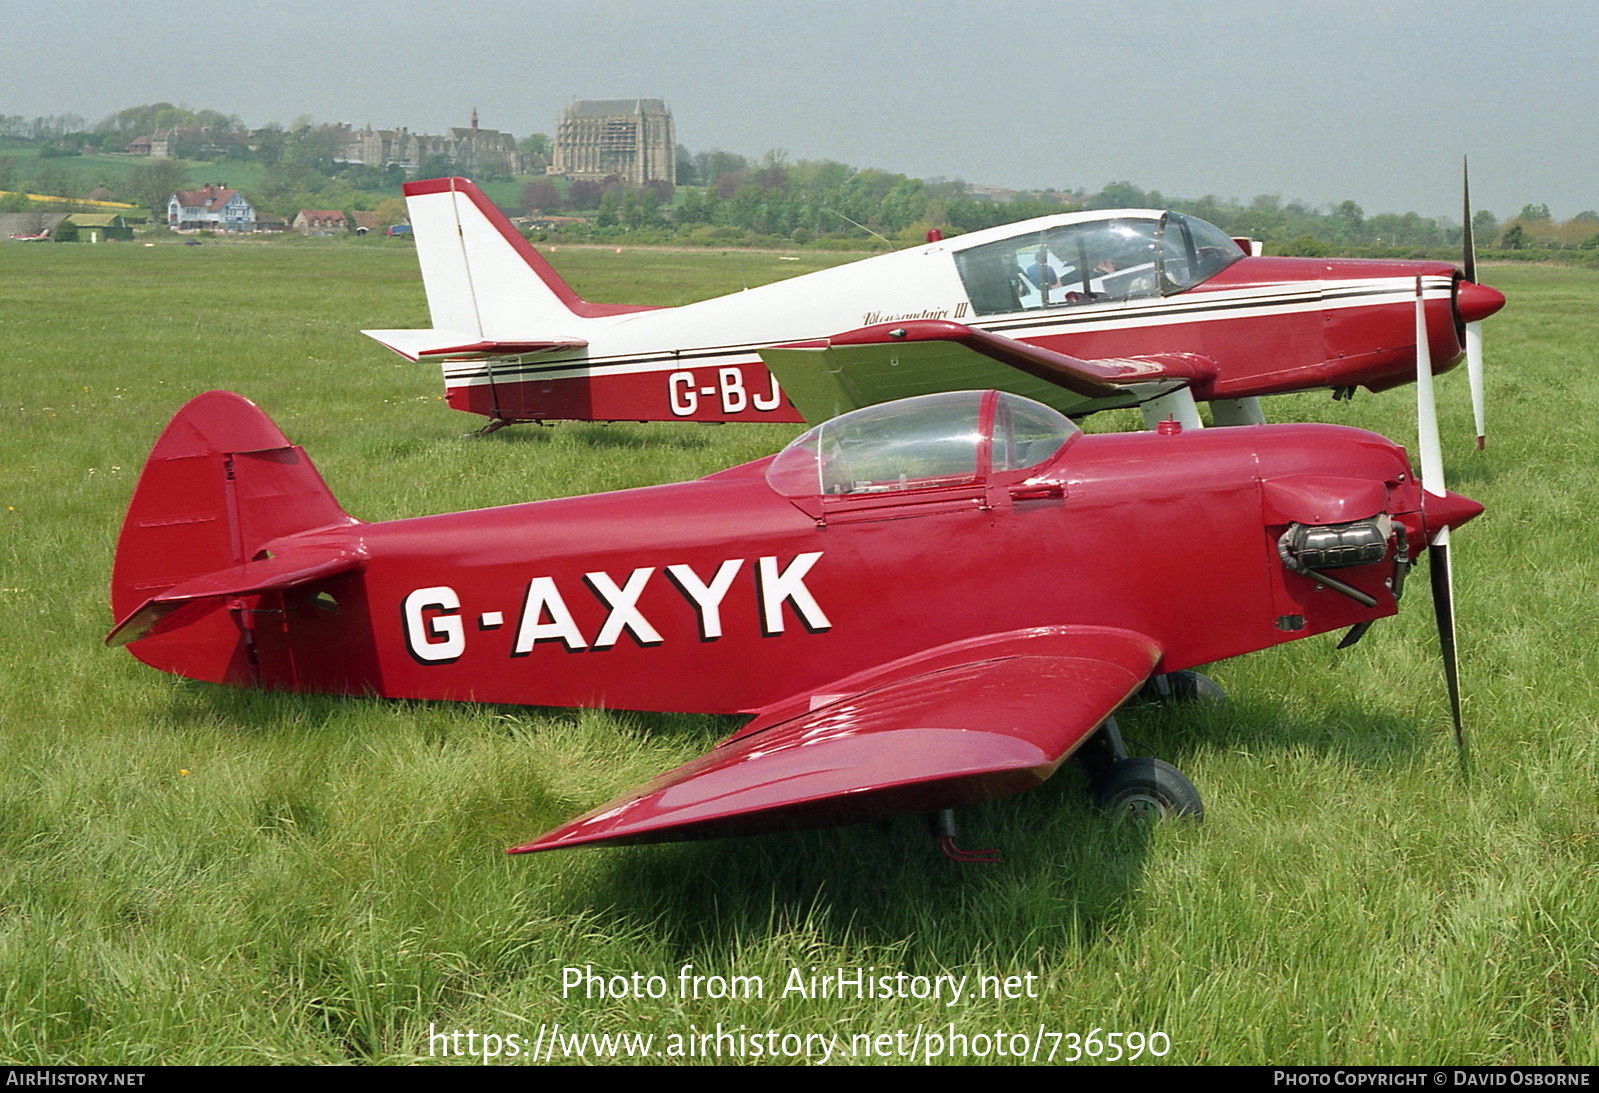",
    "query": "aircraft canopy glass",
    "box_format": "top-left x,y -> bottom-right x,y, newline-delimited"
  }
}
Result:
953,212 -> 1244,316
765,391 -> 1077,498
